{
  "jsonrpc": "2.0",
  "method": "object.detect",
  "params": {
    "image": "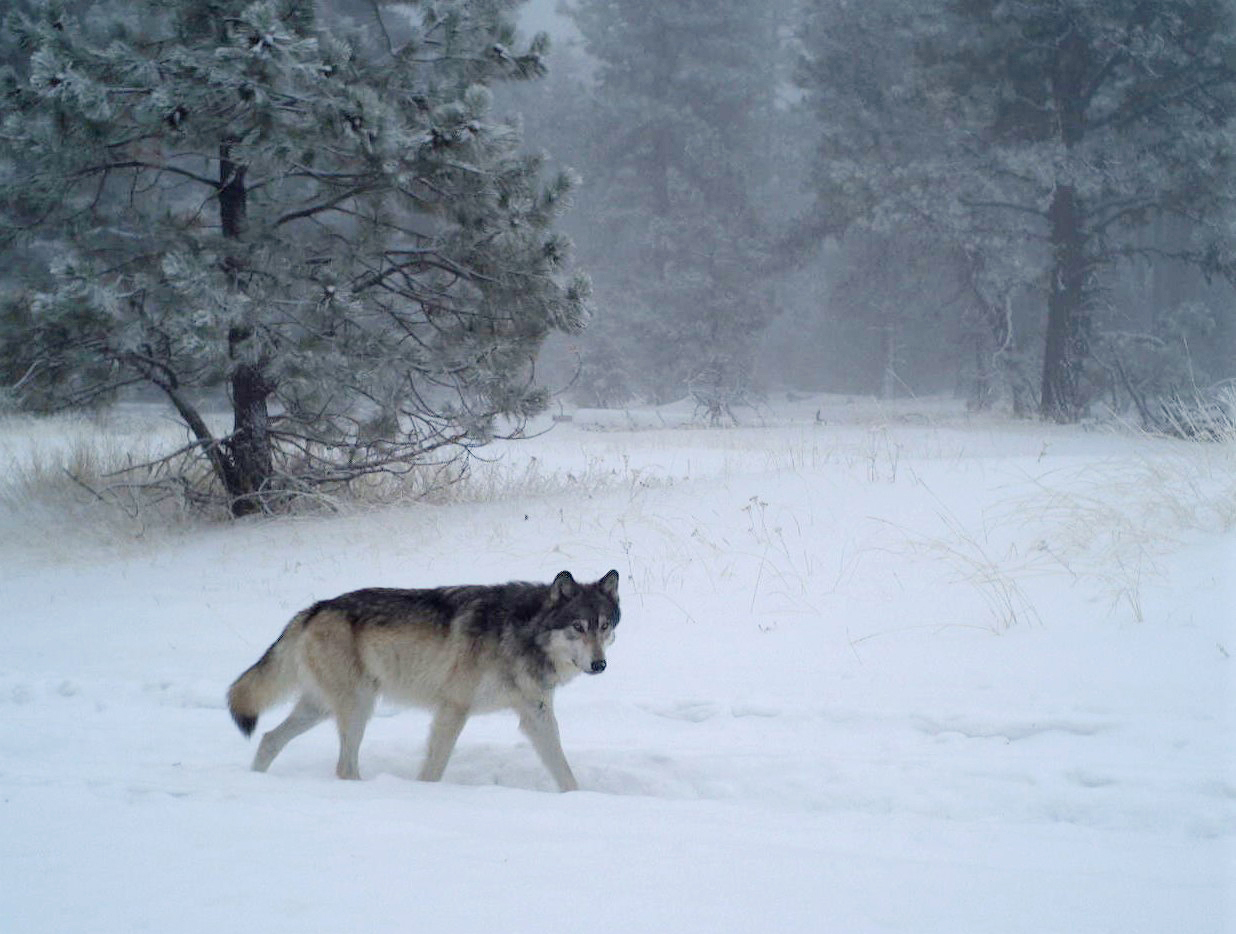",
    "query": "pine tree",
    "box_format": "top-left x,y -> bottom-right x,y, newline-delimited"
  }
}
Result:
562,0 -> 786,411
0,0 -> 588,515
797,0 -> 1236,422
